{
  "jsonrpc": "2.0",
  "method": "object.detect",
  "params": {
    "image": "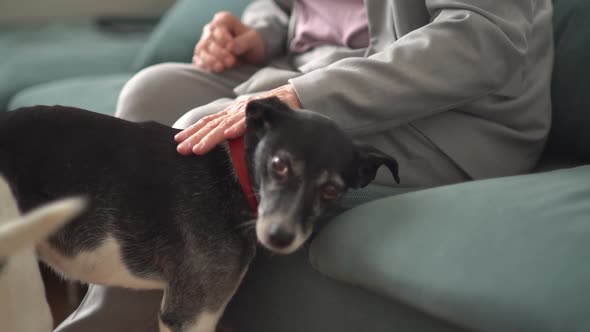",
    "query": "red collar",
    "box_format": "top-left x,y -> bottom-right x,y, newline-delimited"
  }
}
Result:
228,137 -> 258,215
